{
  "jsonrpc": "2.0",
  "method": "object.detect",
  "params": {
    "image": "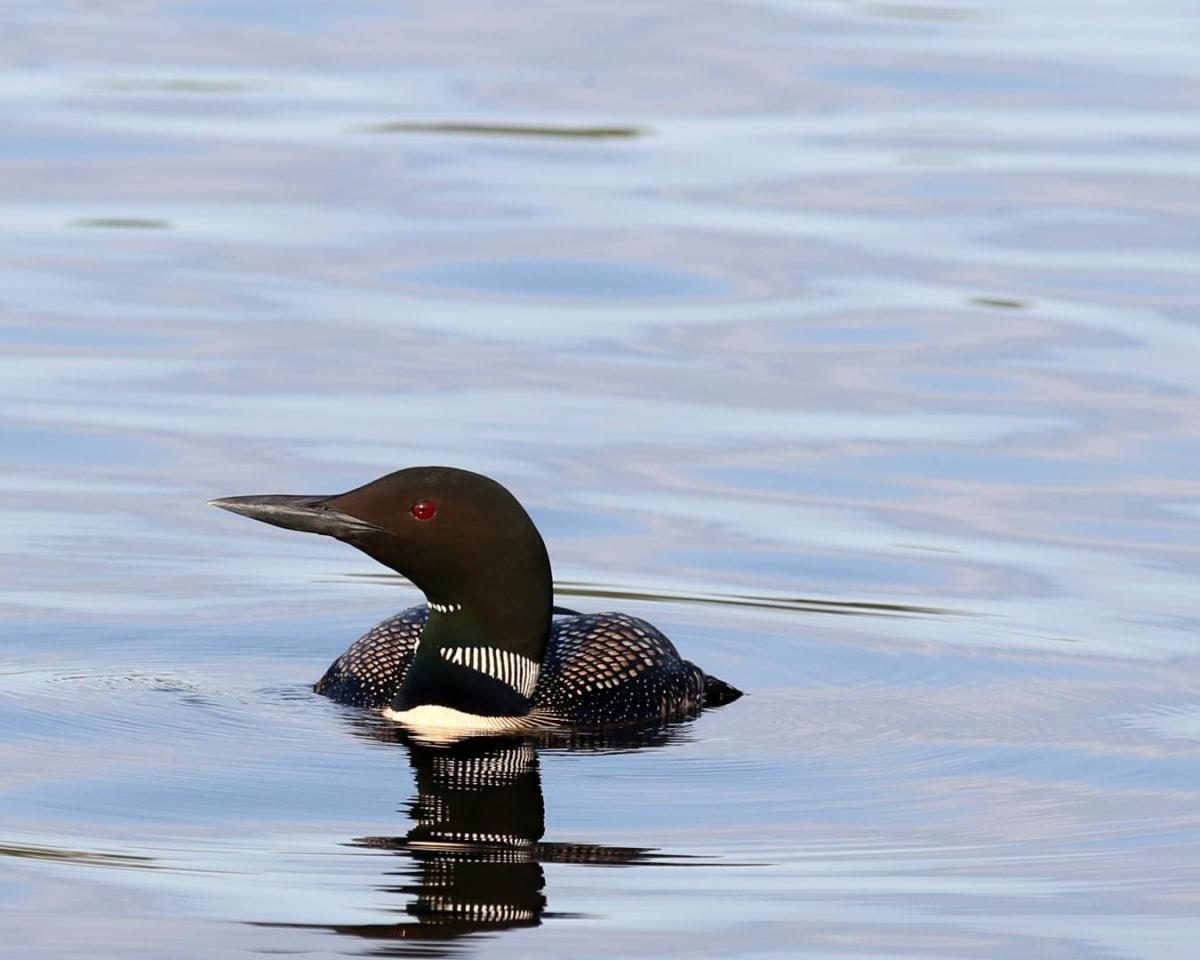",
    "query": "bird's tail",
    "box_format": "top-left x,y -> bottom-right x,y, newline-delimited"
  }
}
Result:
703,674 -> 743,707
